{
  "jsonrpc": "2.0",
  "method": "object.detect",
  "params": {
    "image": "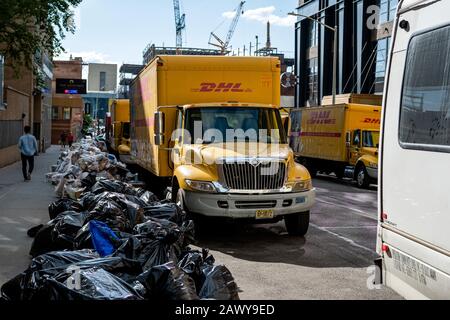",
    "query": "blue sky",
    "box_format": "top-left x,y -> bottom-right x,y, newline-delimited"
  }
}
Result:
57,0 -> 299,65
